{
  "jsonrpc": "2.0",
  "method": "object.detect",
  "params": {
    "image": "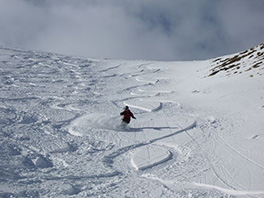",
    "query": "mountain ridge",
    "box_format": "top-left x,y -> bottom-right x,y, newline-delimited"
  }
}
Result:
209,43 -> 264,77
